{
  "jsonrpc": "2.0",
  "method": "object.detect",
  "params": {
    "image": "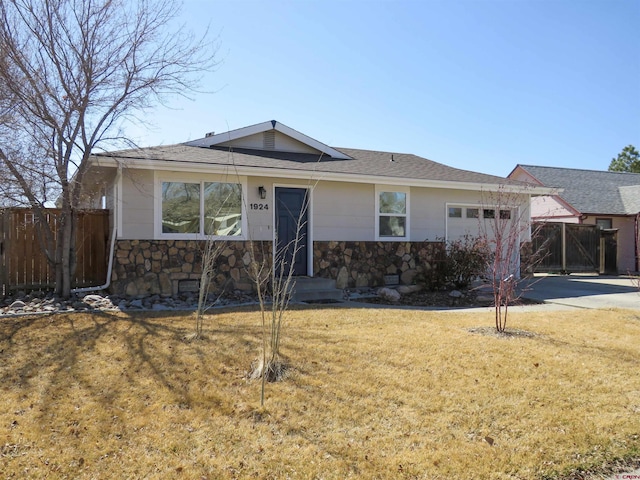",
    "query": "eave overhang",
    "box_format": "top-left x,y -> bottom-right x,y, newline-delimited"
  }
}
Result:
89,155 -> 557,195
